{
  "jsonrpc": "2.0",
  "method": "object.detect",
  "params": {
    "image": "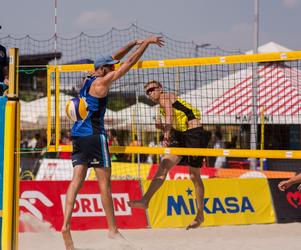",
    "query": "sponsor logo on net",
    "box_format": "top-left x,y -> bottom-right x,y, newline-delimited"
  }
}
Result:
61,193 -> 131,217
167,188 -> 255,215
